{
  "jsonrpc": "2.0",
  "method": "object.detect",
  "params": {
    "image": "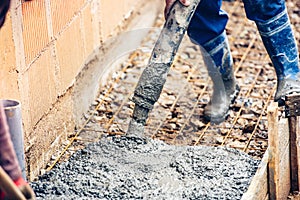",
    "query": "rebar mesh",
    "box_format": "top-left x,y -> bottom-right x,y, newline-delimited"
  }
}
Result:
47,0 -> 300,170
